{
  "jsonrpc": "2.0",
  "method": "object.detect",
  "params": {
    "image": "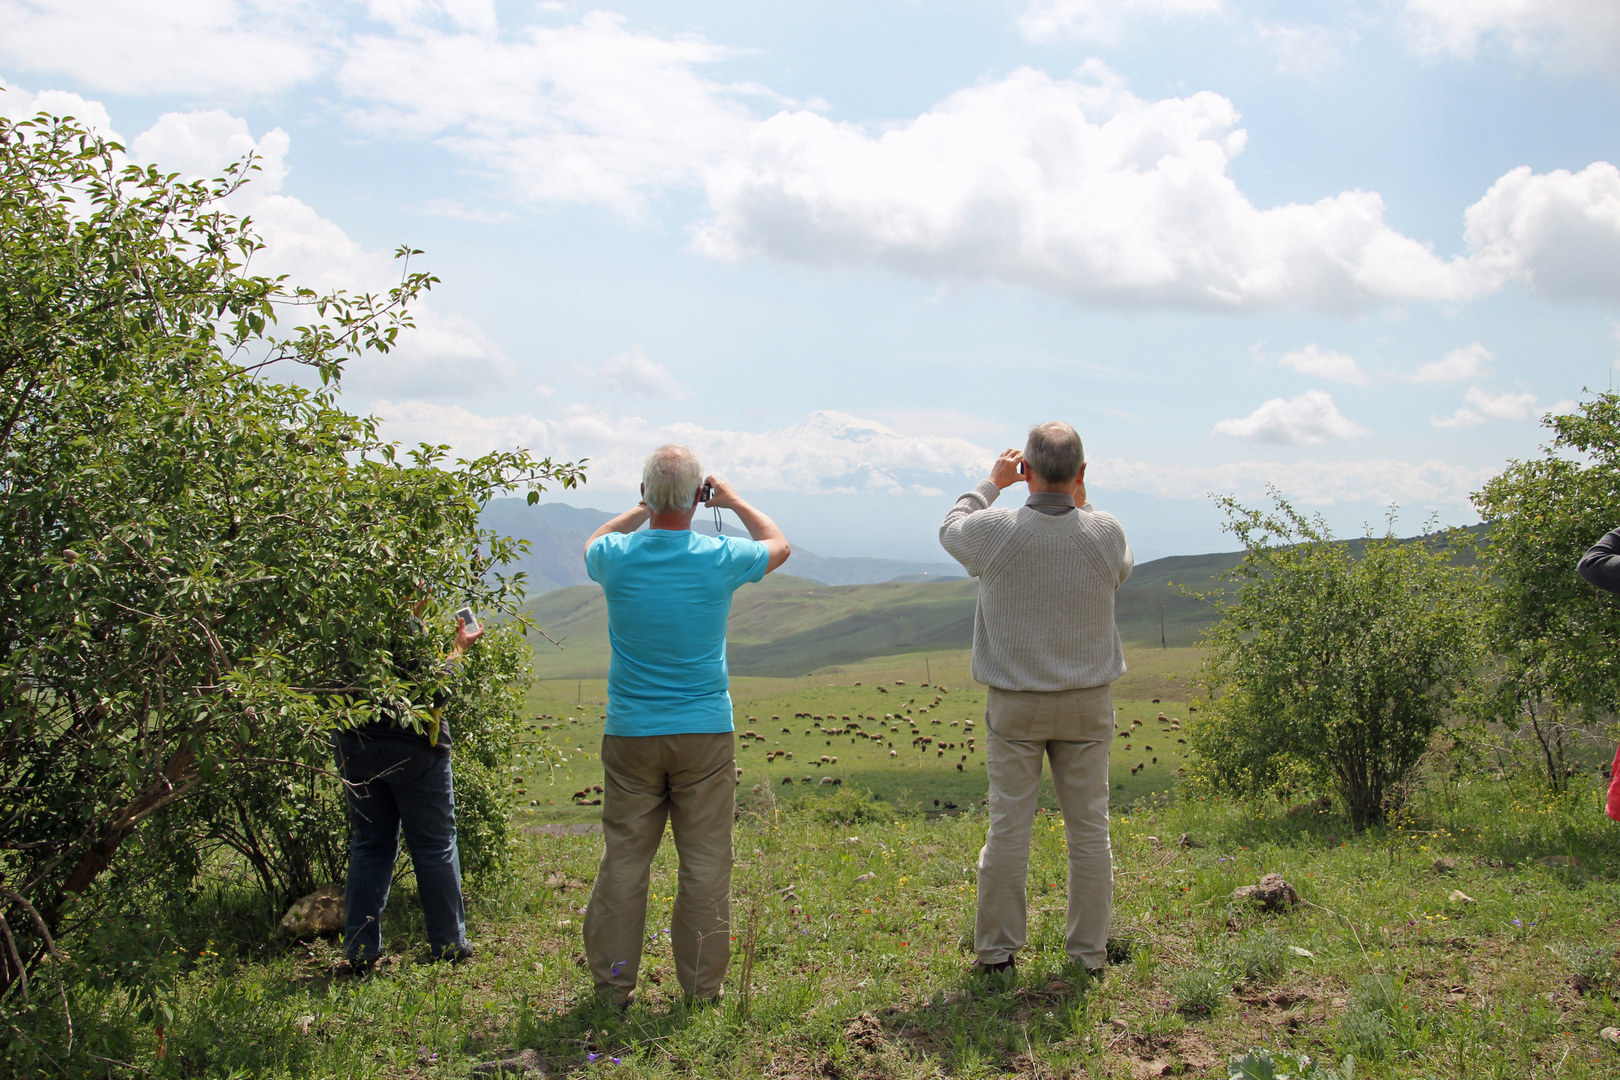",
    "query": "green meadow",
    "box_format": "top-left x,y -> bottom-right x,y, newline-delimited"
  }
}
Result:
31,703 -> 1620,1080
515,646 -> 1205,824
21,577 -> 1620,1079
